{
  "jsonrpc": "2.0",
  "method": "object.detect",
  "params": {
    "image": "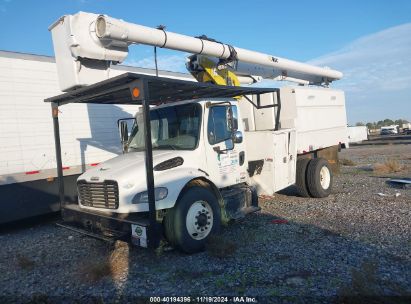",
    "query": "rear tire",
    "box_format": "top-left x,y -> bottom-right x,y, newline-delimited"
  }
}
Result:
296,158 -> 310,197
164,186 -> 221,253
306,158 -> 332,198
